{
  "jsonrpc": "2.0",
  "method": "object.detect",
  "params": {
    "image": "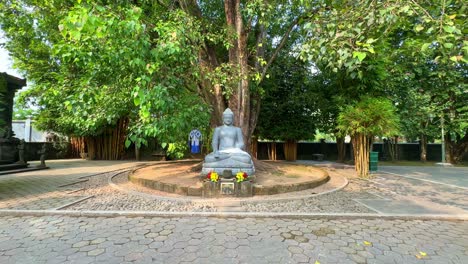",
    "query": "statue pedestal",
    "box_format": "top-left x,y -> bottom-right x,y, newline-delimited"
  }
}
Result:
201,159 -> 255,177
202,178 -> 253,198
